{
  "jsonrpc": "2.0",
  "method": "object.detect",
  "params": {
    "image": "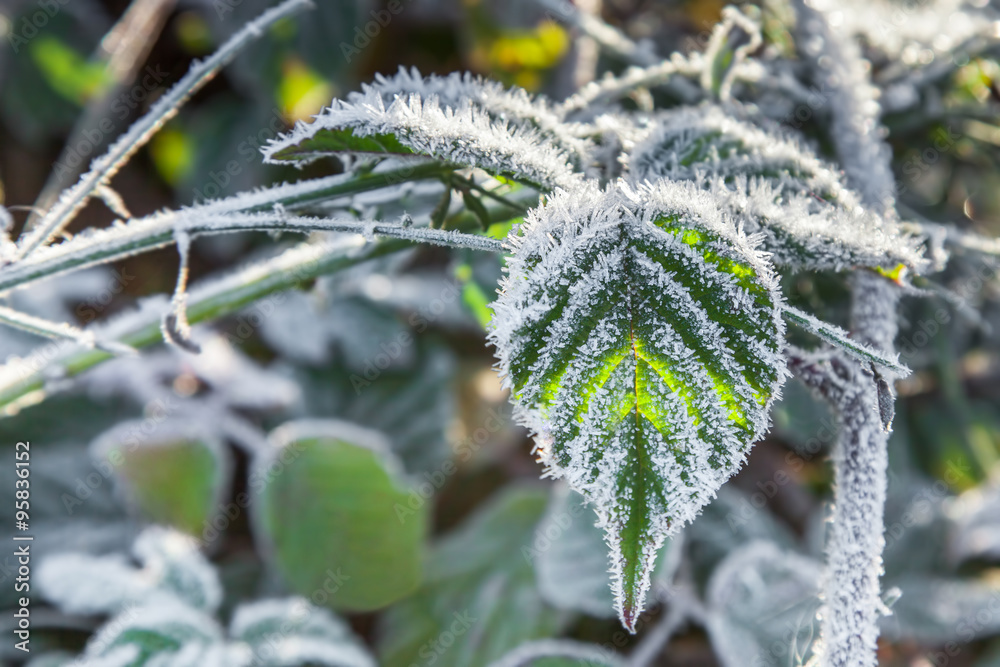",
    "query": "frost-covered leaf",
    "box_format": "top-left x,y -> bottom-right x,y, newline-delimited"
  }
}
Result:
229,597 -> 375,667
78,600 -> 226,667
881,577 -> 1000,644
37,526 -> 222,615
90,420 -> 232,536
490,181 -> 788,630
626,105 -> 926,271
355,68 -> 594,171
629,105 -> 853,204
705,541 -> 822,667
252,420 -> 427,612
263,71 -> 584,191
377,486 -> 561,667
